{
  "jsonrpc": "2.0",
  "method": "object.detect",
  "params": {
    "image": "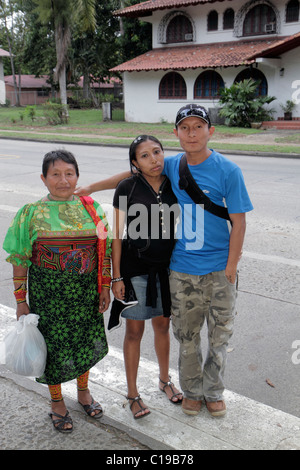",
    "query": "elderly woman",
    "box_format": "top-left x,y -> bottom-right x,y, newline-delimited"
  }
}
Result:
3,150 -> 112,433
